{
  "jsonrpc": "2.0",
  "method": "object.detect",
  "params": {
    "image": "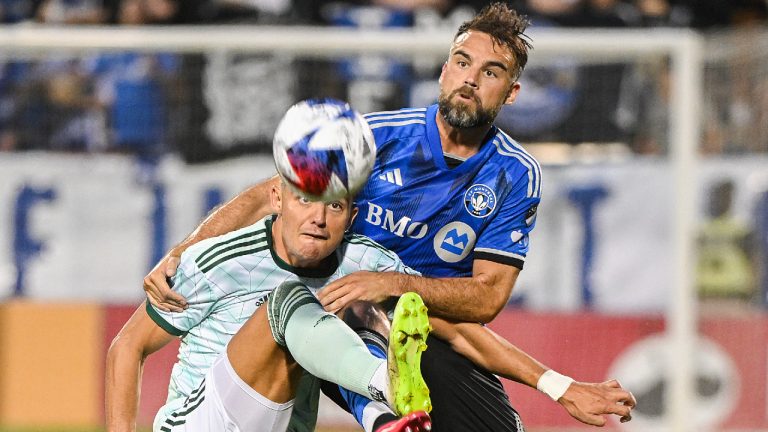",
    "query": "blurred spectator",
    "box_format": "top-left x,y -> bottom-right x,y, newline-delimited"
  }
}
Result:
635,0 -> 690,27
3,61 -> 44,151
325,3 -> 415,113
1,0 -> 766,160
177,0 -> 300,162
101,0 -> 180,24
700,0 -> 768,155
615,58 -> 669,154
495,0 -> 633,144
44,58 -> 106,151
520,0 -> 579,16
294,0 -> 455,25
88,53 -> 178,159
161,0 -> 294,24
686,0 -> 767,29
0,61 -> 17,151
635,0 -> 667,25
0,0 -> 42,22
35,0 -> 106,24
697,179 -> 756,303
559,0 -> 640,27
5,58 -> 104,152
293,0 -> 485,113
